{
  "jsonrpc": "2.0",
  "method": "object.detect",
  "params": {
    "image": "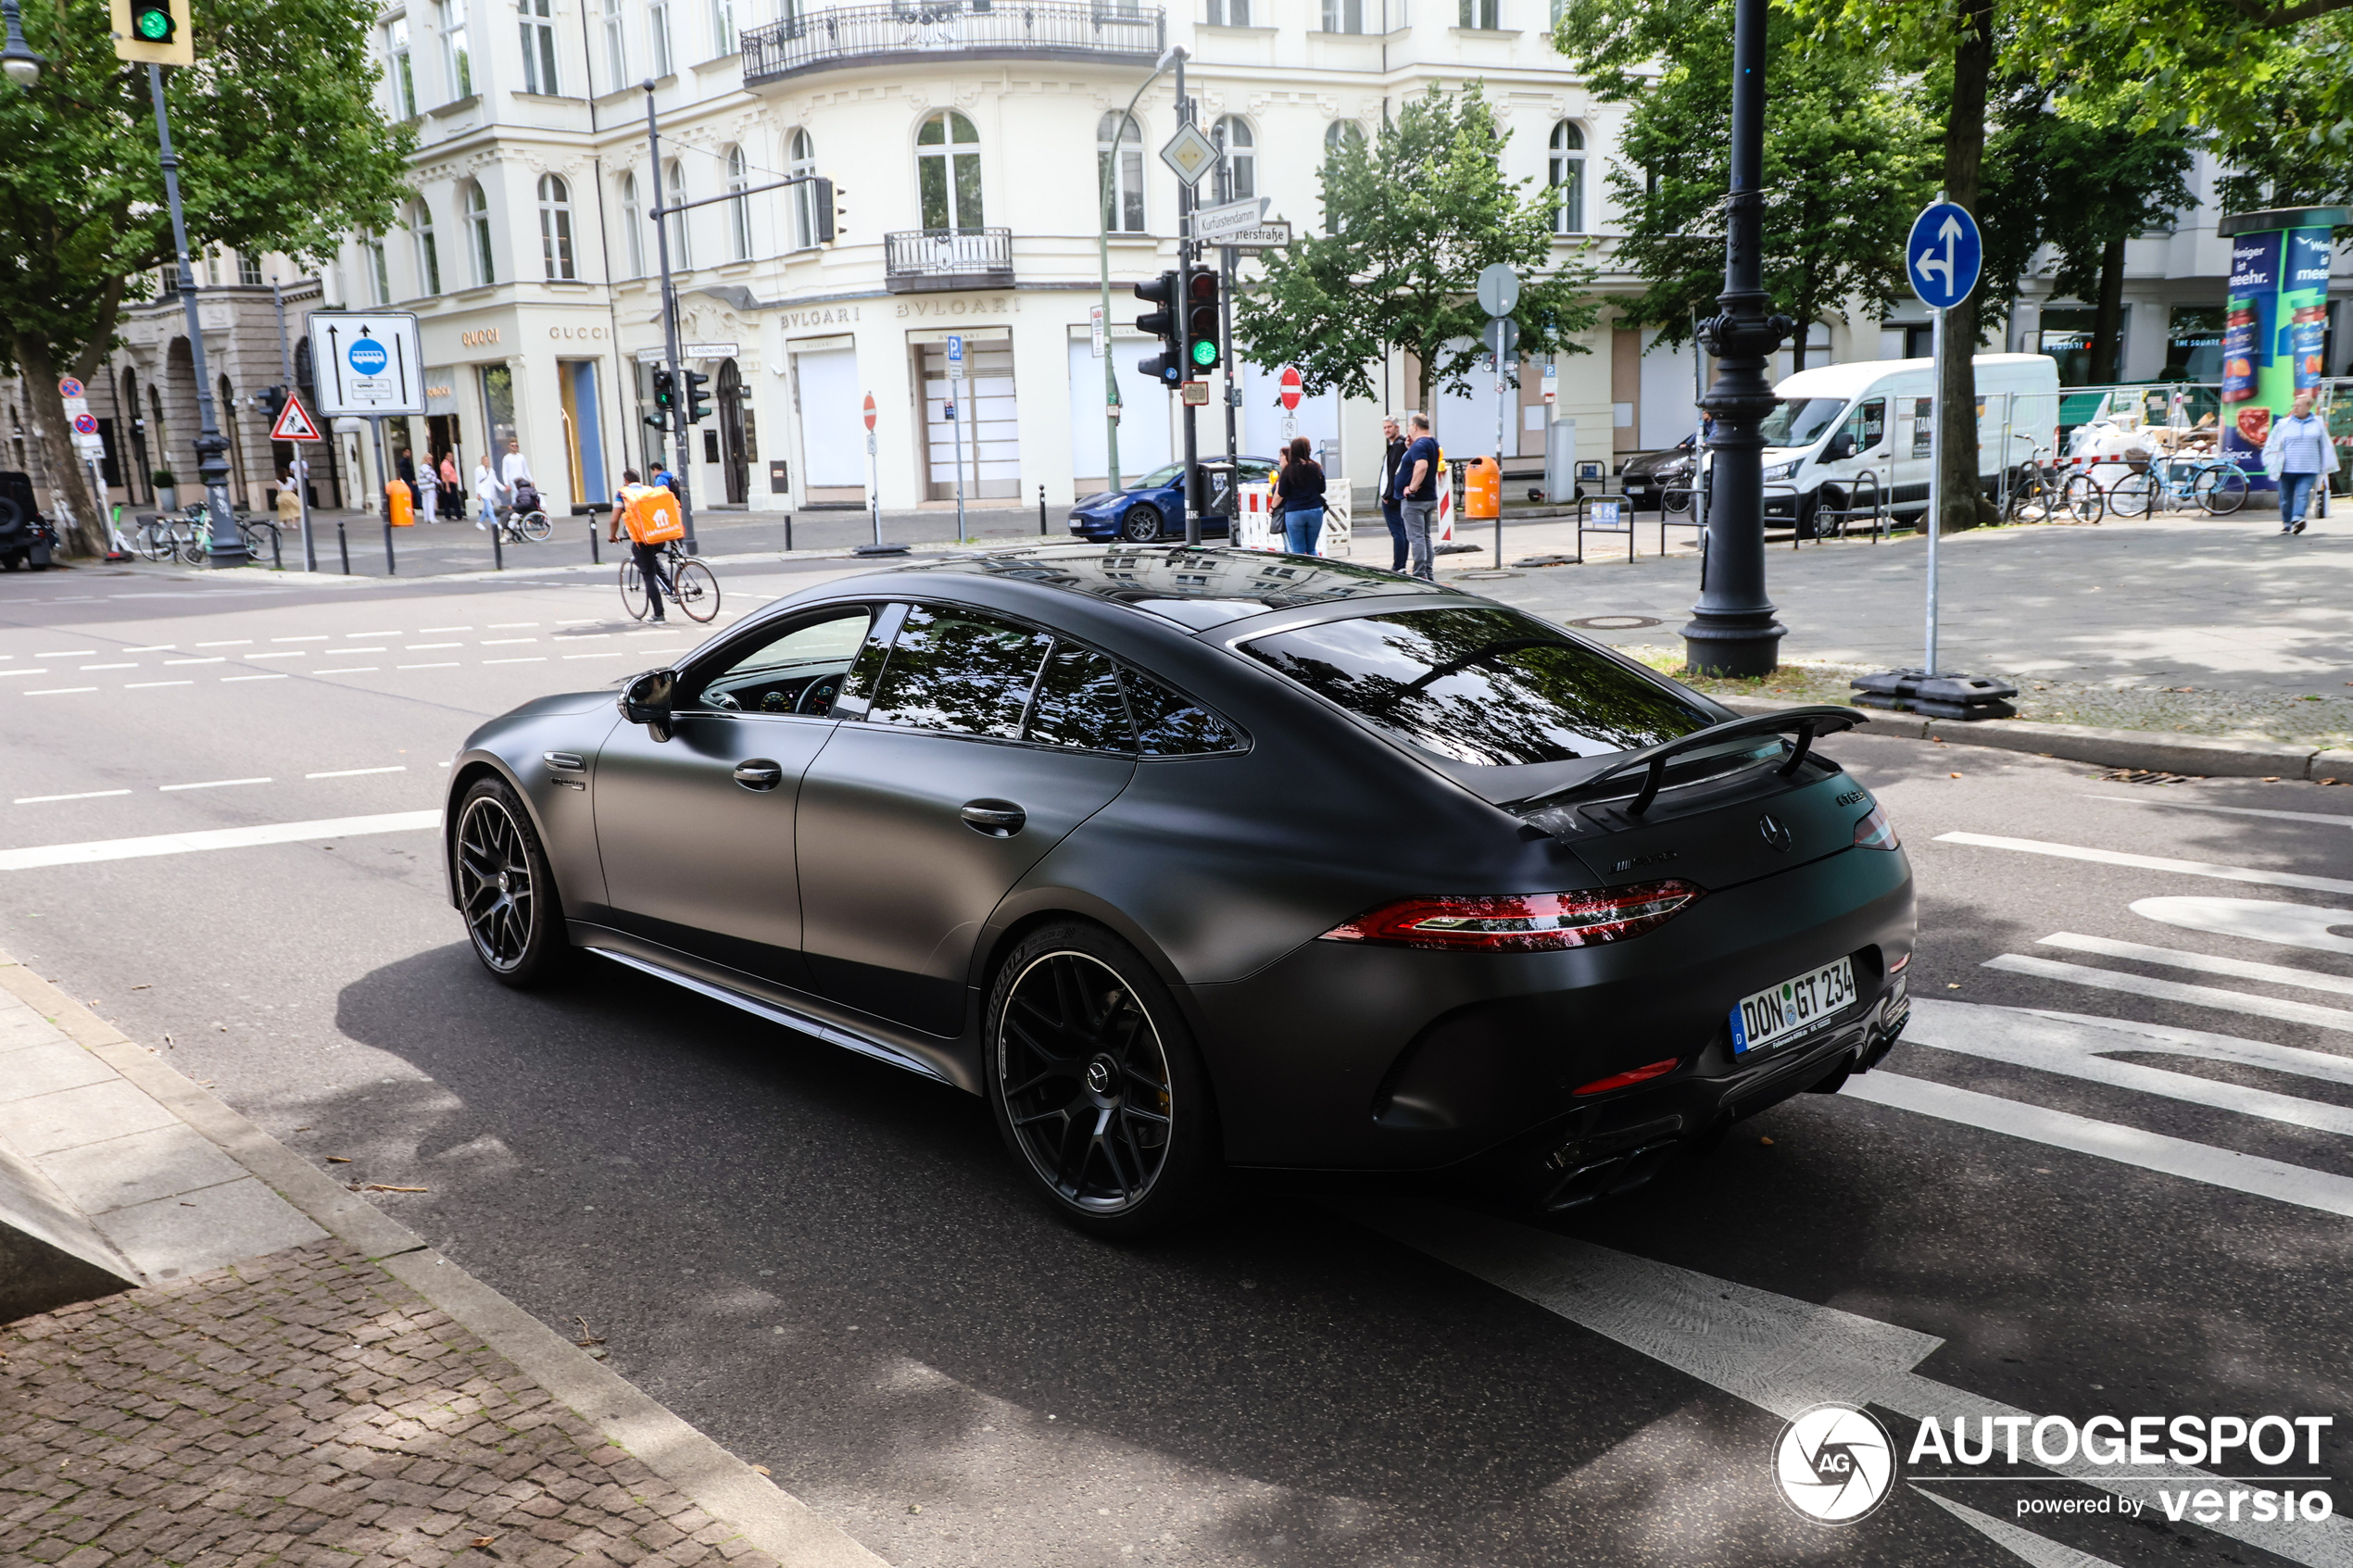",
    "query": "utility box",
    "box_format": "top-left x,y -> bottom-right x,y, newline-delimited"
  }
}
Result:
1544,418 -> 1580,506
1464,456 -> 1501,520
